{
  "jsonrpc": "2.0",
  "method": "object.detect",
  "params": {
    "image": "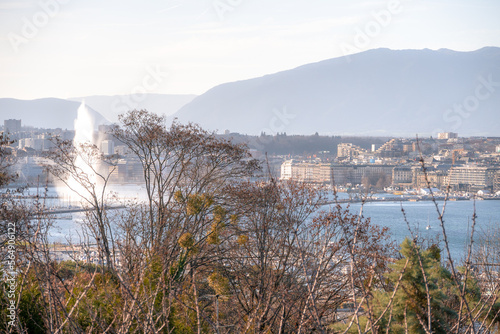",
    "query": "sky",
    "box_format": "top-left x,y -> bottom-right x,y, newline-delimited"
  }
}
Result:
0,0 -> 499,100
